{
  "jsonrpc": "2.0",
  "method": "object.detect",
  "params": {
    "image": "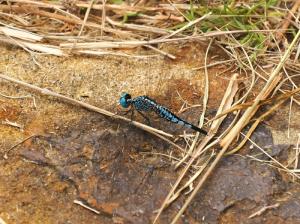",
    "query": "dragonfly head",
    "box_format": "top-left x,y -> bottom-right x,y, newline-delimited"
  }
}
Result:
119,92 -> 132,108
